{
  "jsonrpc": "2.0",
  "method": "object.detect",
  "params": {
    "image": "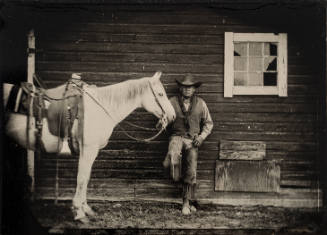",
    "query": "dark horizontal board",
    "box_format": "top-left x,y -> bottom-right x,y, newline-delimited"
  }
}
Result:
36,61 -> 222,73
280,180 -> 318,188
37,42 -> 224,54
216,122 -> 317,132
207,103 -> 317,113
37,34 -> 224,45
281,173 -> 318,182
37,52 -> 224,65
37,23 -> 272,36
34,9 -> 259,26
267,142 -> 317,152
